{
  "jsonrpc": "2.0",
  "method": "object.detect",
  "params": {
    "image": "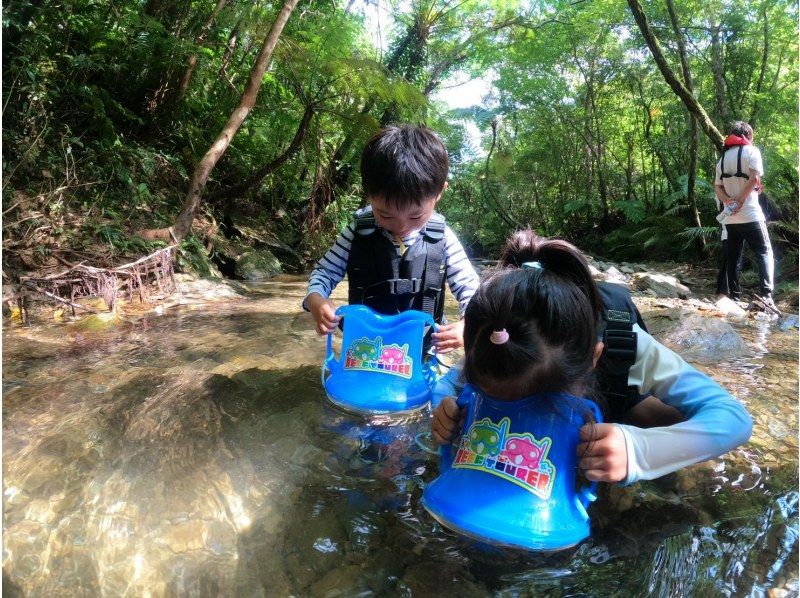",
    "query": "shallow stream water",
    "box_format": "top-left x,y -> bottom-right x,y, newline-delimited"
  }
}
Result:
3,276 -> 798,596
